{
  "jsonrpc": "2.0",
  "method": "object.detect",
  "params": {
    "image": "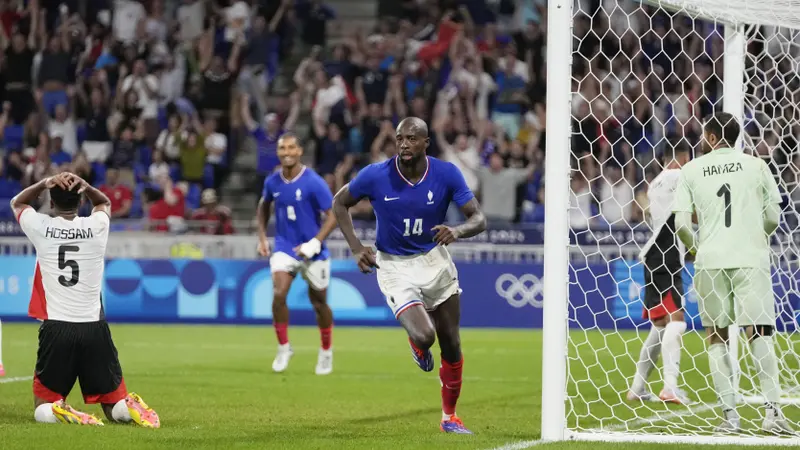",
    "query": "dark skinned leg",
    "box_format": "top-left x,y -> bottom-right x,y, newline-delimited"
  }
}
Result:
272,271 -> 295,346
272,271 -> 295,325
397,304 -> 436,350
308,288 -> 333,329
429,294 -> 462,363
101,403 -> 115,422
429,294 -> 464,419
